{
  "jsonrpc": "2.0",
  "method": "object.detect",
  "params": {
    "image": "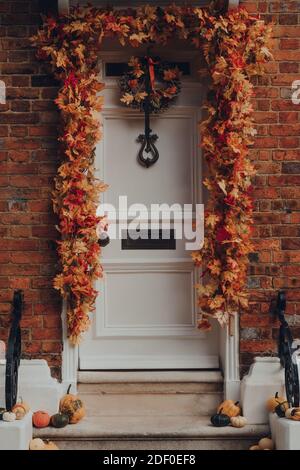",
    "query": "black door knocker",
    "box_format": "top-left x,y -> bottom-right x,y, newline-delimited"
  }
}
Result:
119,53 -> 182,169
